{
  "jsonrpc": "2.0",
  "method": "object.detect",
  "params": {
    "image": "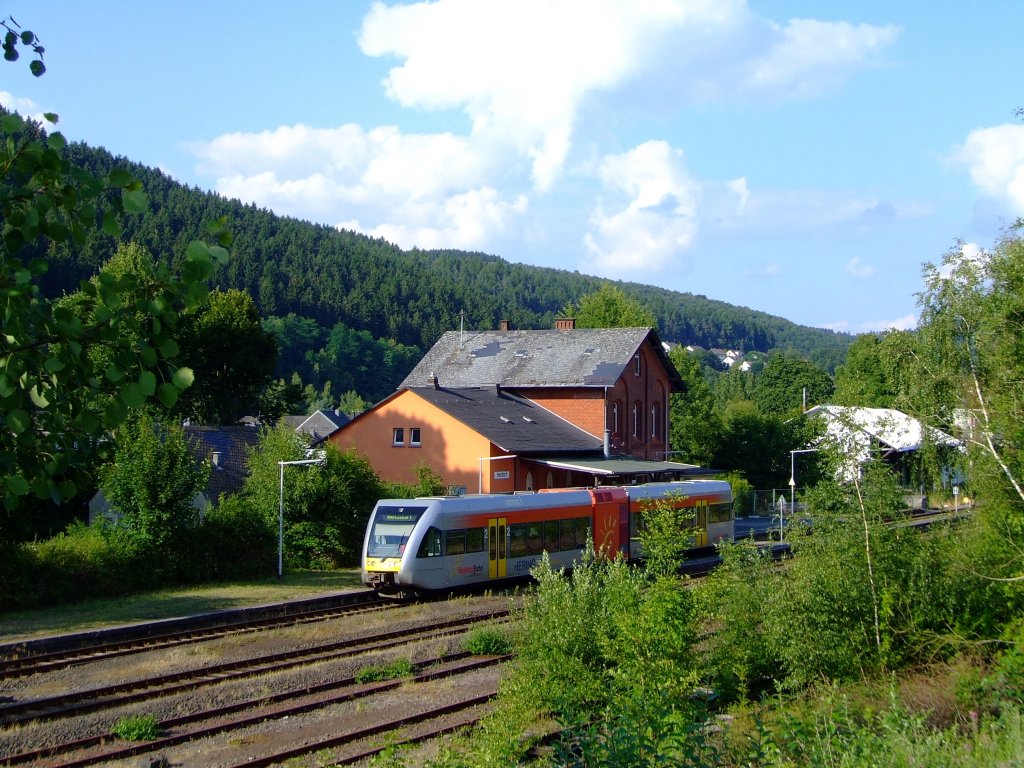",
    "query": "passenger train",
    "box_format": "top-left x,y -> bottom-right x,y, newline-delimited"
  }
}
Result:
361,480 -> 733,596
